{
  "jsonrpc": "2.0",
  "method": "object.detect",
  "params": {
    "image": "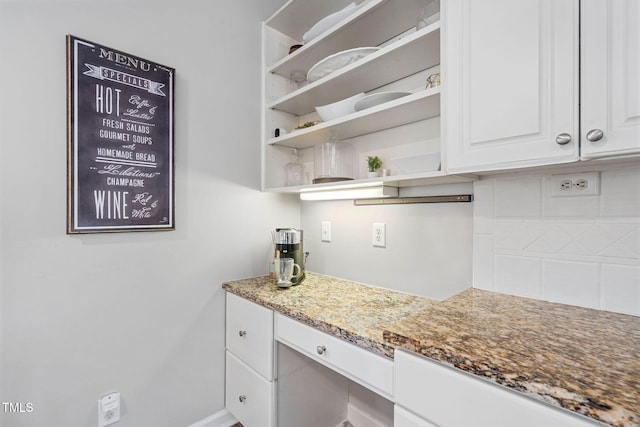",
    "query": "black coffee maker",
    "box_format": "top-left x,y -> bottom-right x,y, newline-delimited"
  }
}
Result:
274,228 -> 306,285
